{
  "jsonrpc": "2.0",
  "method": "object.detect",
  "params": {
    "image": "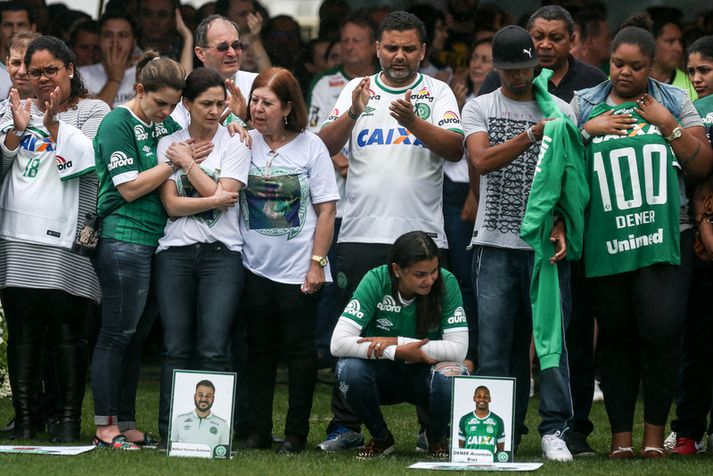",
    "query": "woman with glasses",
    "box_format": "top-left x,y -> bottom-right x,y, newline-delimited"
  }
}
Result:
239,67 -> 338,453
0,35 -> 110,442
91,51 -> 188,450
153,67 -> 250,445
